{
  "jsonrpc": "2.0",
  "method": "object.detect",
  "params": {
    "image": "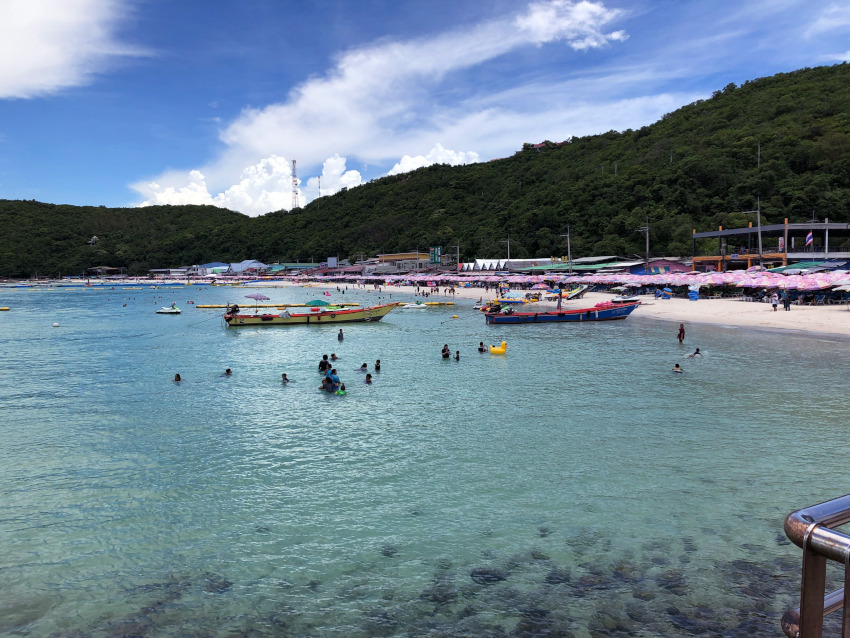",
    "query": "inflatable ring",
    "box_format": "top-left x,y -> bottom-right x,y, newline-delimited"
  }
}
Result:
330,312 -> 336,318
